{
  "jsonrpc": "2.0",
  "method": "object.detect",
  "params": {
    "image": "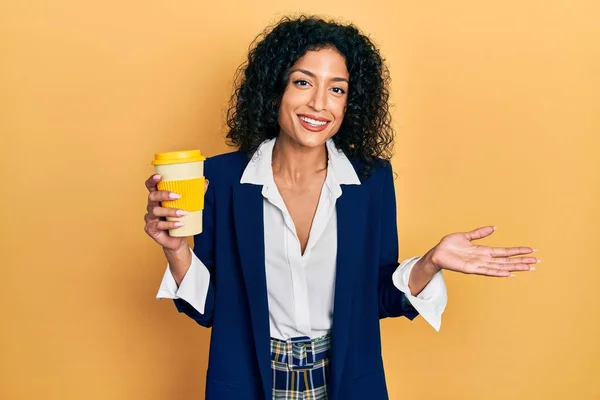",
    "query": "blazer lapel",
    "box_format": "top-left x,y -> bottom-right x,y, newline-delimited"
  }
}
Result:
330,183 -> 369,400
233,183 -> 271,400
